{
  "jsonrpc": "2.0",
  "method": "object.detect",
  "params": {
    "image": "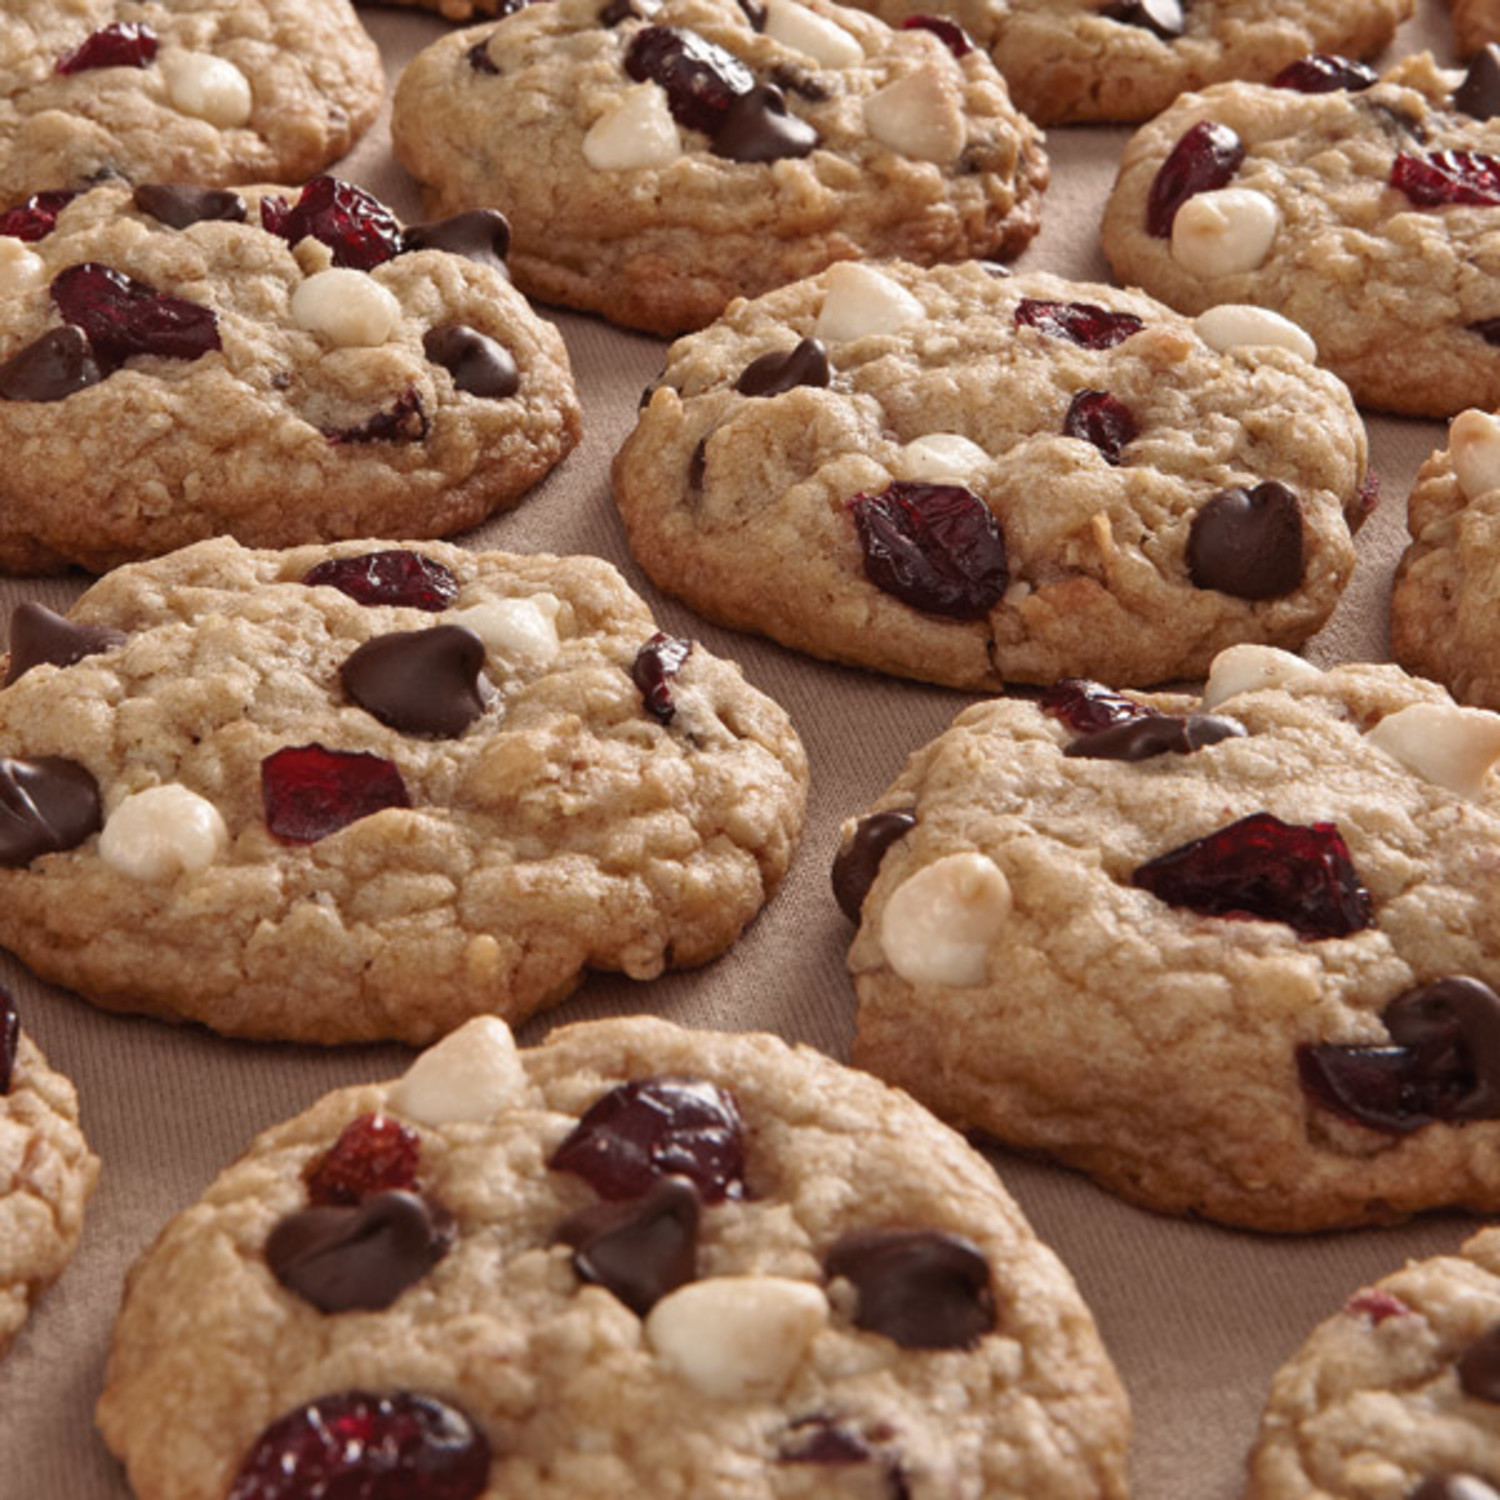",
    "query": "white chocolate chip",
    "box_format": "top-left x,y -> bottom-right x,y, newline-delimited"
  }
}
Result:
388,1016 -> 528,1125
1170,188 -> 1280,278
160,51 -> 253,129
814,263 -> 923,343
1449,408 -> 1500,501
291,268 -> 401,348
98,785 -> 228,881
0,238 -> 45,299
582,83 -> 682,171
1193,303 -> 1318,363
863,66 -> 964,164
451,595 -> 562,666
879,852 -> 1010,987
763,0 -> 862,67
1365,702 -> 1500,800
1201,644 -> 1321,710
645,1276 -> 828,1400
895,432 -> 988,483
